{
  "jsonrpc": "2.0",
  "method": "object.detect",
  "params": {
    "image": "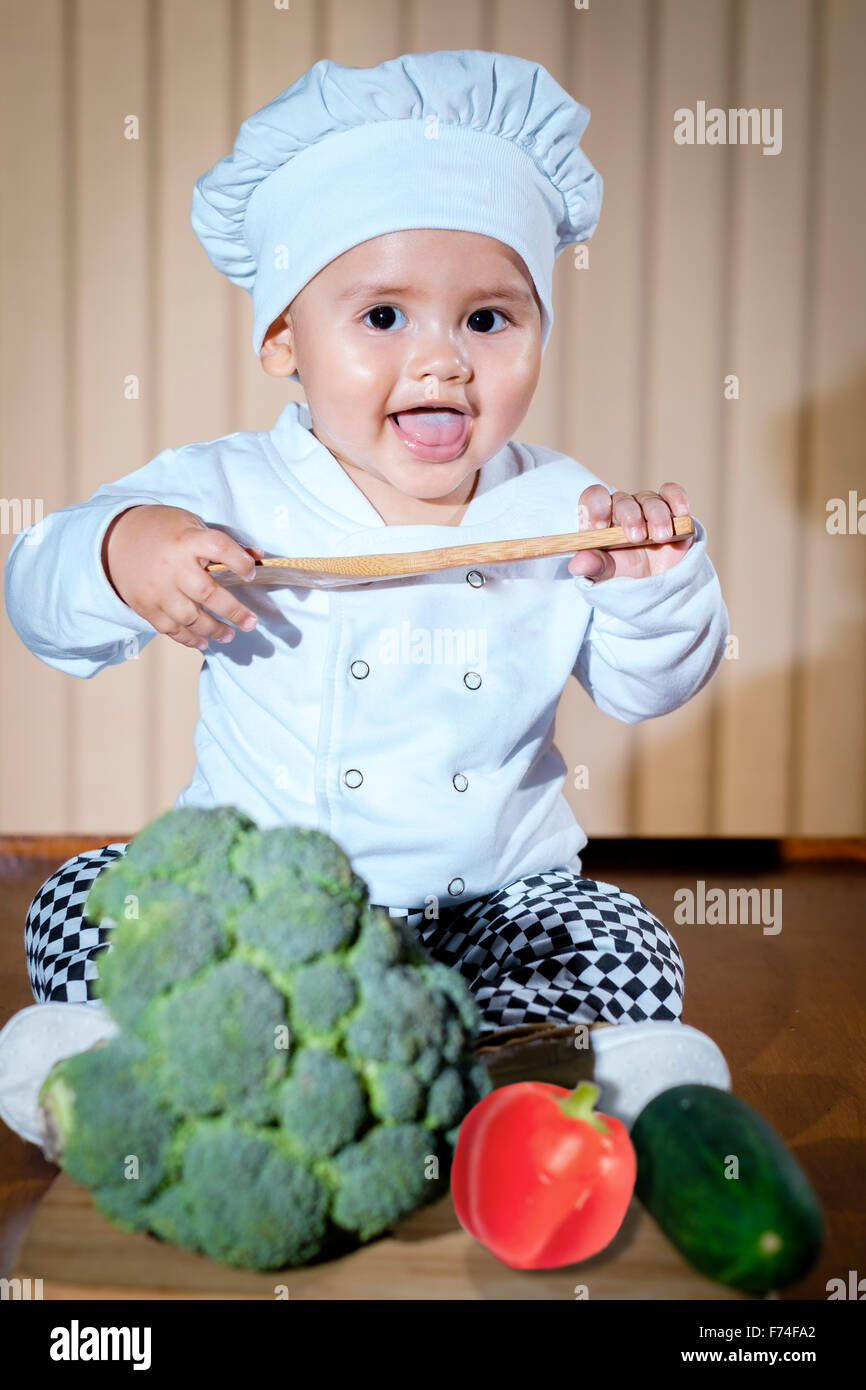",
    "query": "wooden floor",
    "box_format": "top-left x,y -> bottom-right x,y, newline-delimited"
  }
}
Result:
1,838 -> 864,1299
